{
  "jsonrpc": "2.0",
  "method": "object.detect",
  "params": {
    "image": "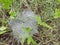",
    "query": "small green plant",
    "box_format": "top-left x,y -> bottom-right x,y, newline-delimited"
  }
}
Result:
27,36 -> 37,45
0,26 -> 7,34
0,0 -> 17,19
22,27 -> 37,45
35,15 -> 52,29
54,8 -> 60,18
0,0 -> 12,9
9,9 -> 17,19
